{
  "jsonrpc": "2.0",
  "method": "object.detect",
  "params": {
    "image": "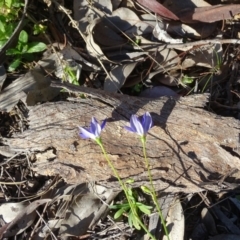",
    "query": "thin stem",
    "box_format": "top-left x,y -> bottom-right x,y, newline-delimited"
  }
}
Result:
142,139 -> 170,240
97,141 -> 156,240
